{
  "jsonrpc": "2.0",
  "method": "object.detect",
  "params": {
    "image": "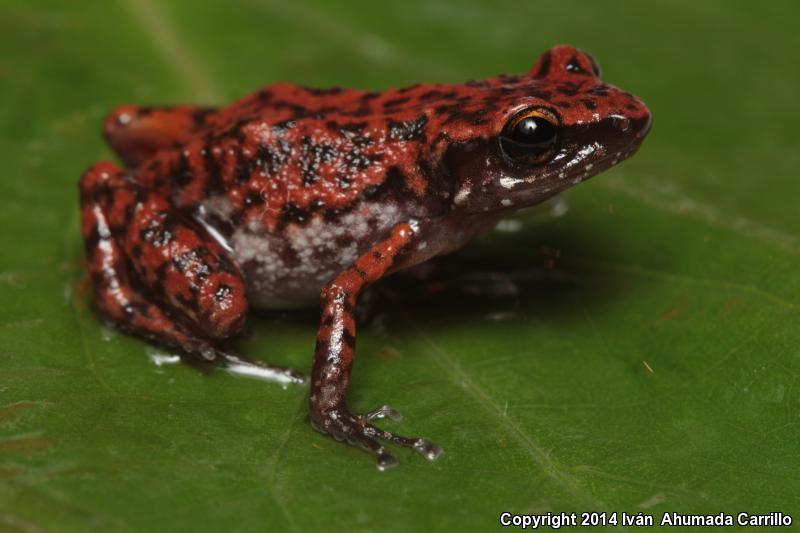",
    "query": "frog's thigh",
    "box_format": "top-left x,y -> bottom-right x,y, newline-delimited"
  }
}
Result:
80,162 -> 197,349
80,161 -> 248,344
104,105 -> 216,167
